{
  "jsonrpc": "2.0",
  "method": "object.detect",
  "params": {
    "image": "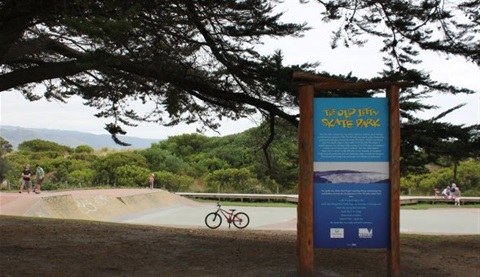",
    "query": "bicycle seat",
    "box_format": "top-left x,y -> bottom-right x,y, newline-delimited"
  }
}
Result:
229,209 -> 236,212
